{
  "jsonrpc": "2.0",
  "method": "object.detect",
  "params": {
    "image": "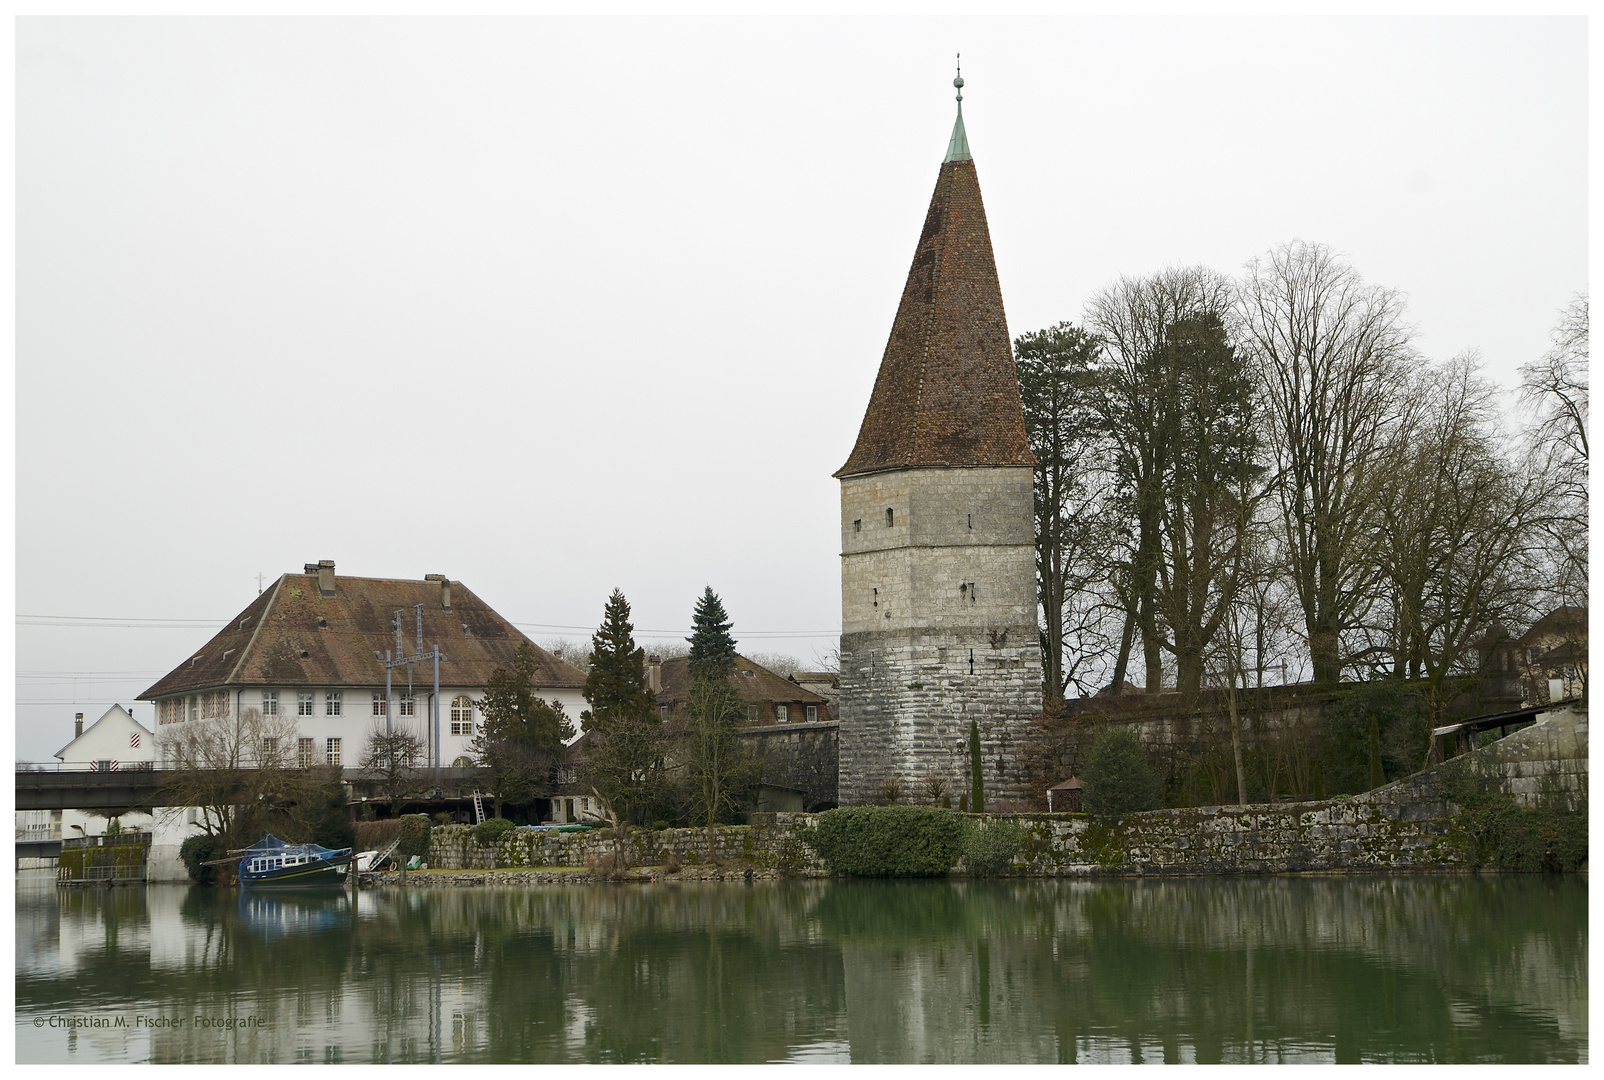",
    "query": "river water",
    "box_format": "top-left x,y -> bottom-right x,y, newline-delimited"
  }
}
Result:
14,869 -> 1586,1063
